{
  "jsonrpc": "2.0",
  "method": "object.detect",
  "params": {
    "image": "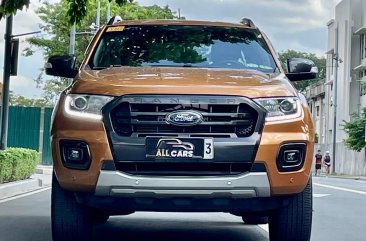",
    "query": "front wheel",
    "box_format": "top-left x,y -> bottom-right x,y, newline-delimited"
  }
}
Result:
51,173 -> 93,241
268,177 -> 313,241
